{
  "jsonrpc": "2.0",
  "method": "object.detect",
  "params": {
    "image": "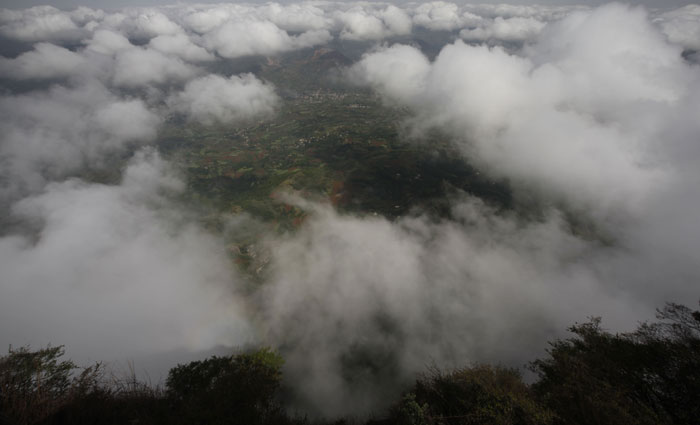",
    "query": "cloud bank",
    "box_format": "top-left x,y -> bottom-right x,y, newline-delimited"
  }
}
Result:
0,150 -> 253,368
272,2 -> 700,414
